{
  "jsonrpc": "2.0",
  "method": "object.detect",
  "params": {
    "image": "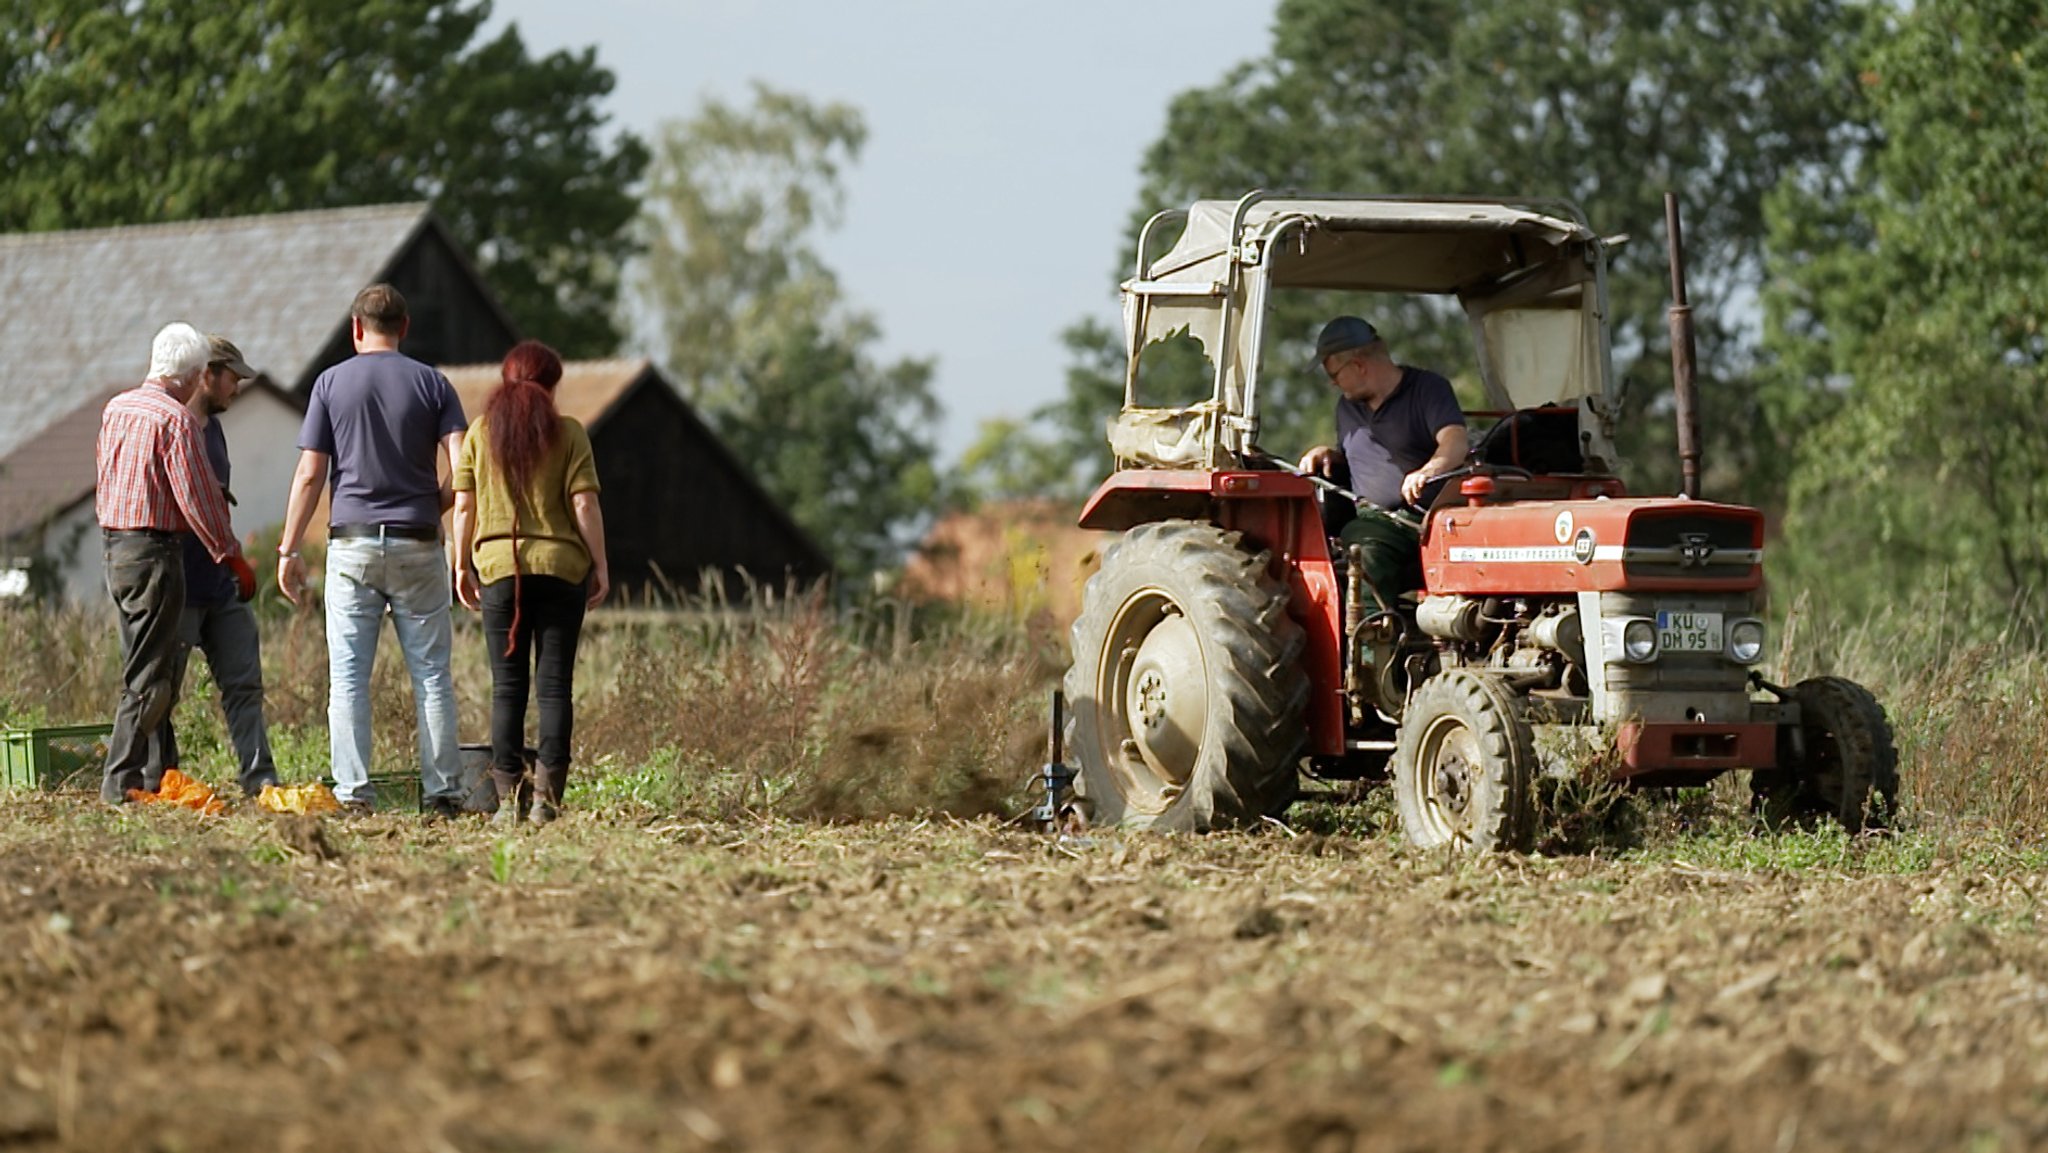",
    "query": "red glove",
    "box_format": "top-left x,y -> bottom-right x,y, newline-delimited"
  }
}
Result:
226,555 -> 258,602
